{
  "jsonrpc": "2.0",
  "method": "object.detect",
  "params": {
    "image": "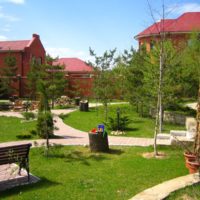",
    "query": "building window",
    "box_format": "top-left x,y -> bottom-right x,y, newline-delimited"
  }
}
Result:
31,56 -> 42,65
